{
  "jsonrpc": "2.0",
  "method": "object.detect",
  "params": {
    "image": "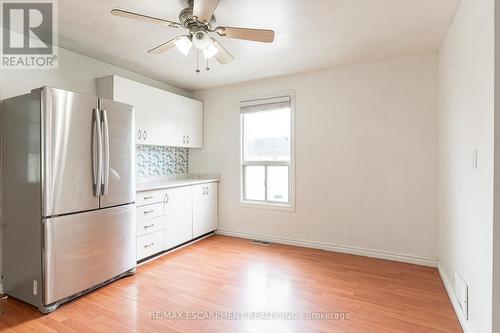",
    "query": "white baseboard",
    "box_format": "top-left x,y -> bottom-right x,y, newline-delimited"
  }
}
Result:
437,262 -> 476,333
216,229 -> 438,267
